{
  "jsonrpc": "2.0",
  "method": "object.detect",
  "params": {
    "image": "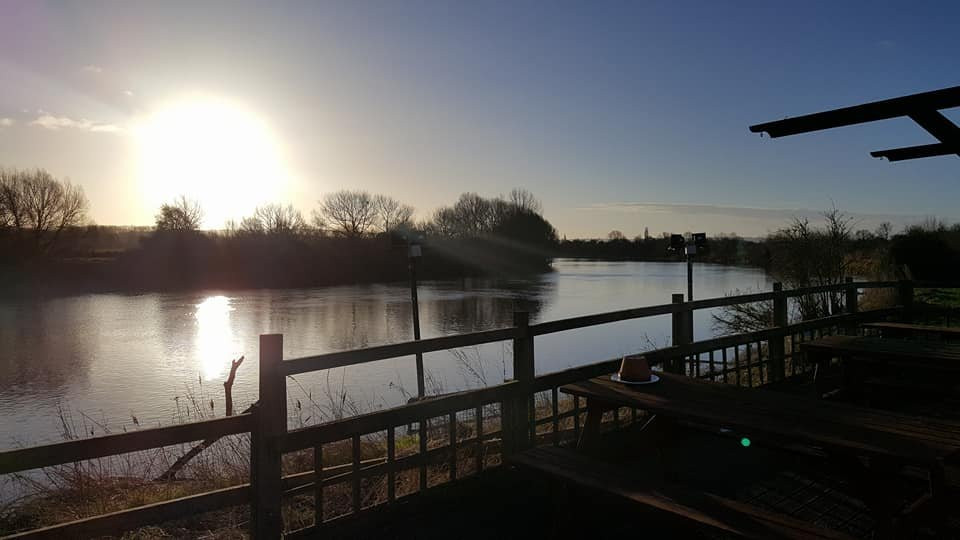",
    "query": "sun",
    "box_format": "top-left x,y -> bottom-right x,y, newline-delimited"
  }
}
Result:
136,96 -> 292,229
